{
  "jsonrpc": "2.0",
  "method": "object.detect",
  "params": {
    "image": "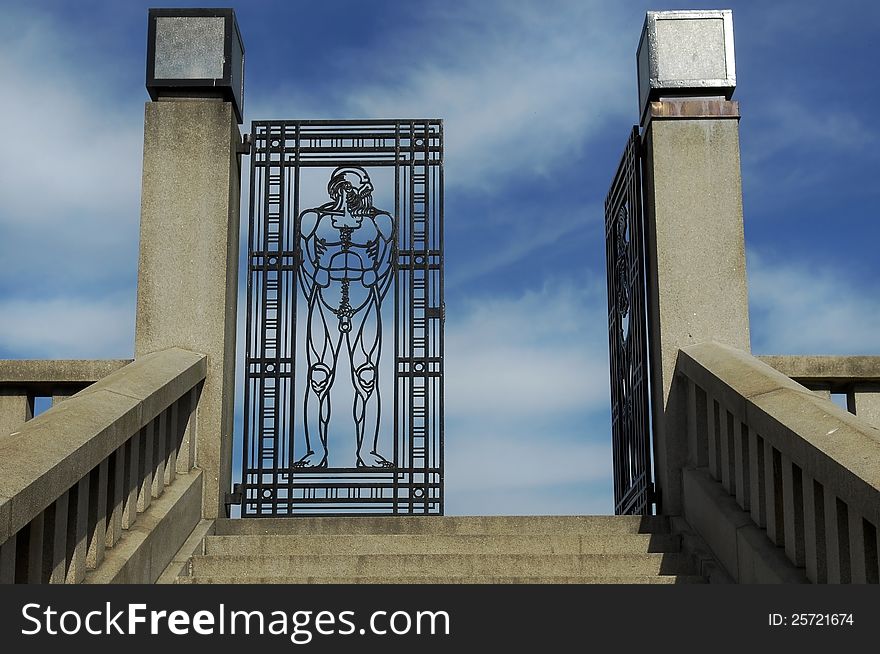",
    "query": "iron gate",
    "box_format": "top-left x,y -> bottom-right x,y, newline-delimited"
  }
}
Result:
605,127 -> 653,515
238,119 -> 443,516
